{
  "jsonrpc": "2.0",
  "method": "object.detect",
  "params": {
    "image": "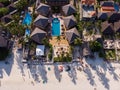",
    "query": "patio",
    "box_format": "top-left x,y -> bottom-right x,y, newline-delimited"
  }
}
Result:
105,50 -> 116,60
103,40 -> 115,49
53,44 -> 69,57
82,5 -> 96,18
115,40 -> 120,49
117,50 -> 120,60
